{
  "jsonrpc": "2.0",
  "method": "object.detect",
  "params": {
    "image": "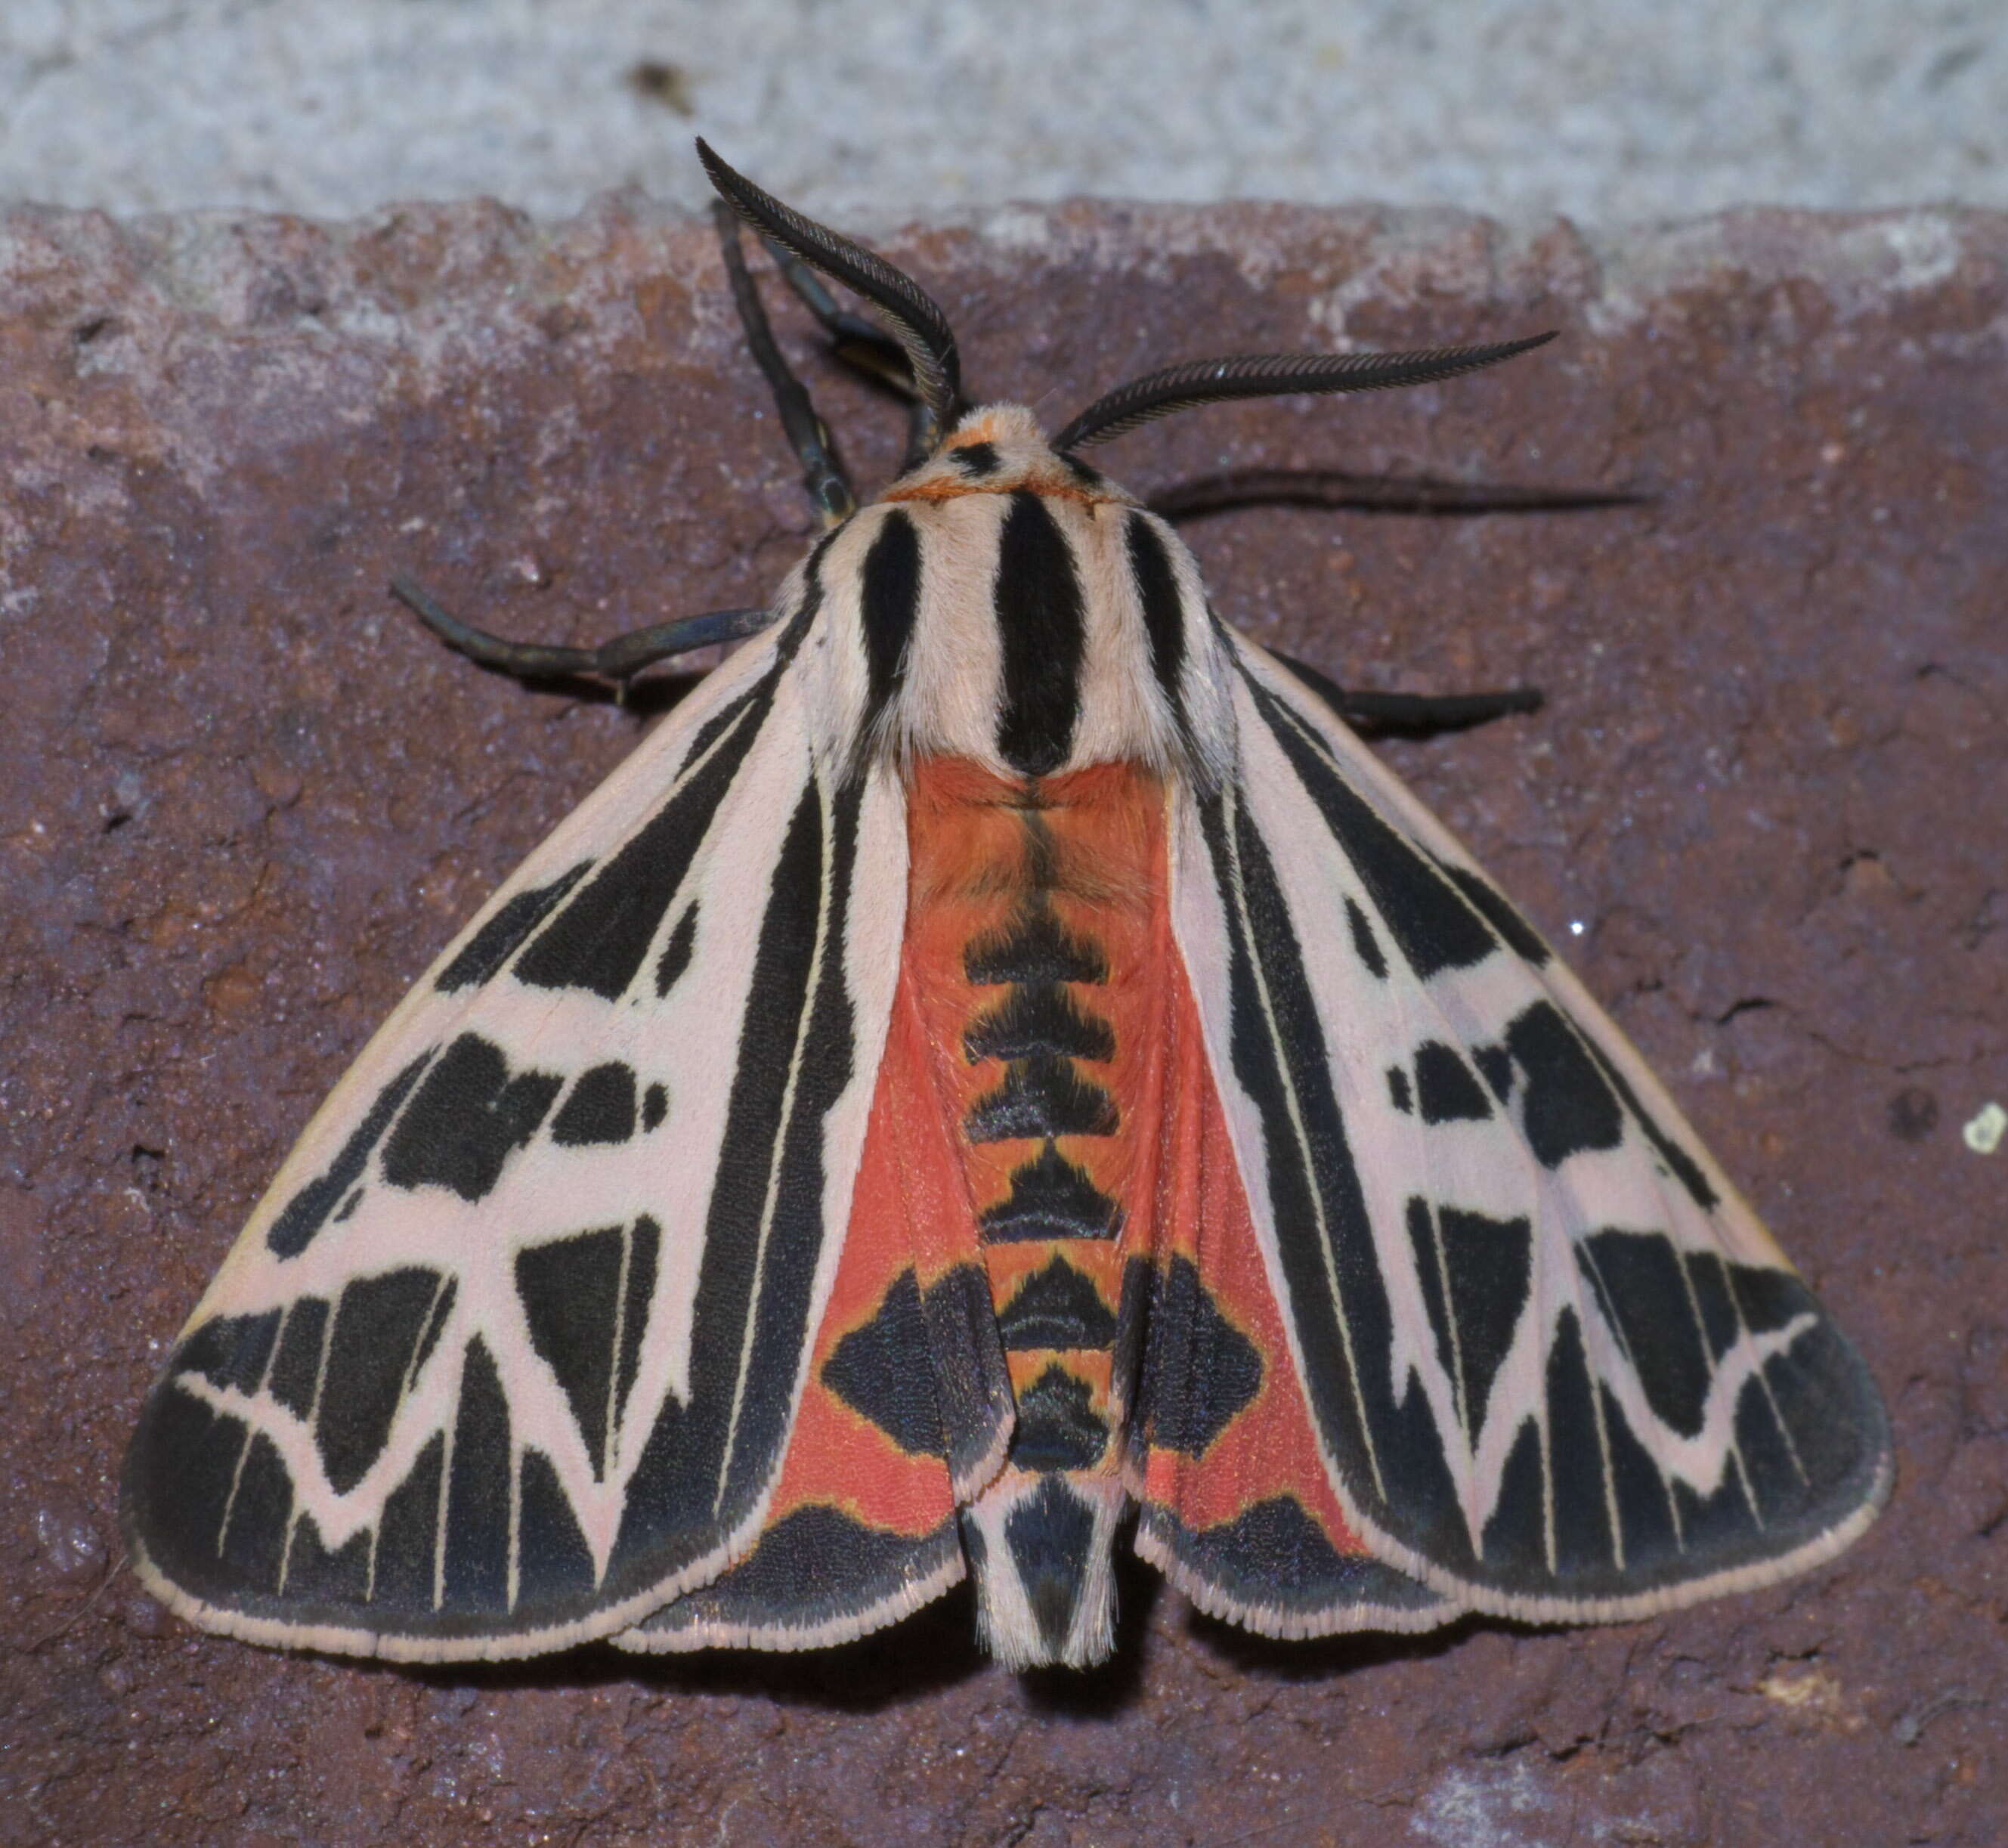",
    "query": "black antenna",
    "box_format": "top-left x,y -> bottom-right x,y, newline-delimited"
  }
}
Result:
1051,333 -> 1556,451
697,140 -> 964,451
